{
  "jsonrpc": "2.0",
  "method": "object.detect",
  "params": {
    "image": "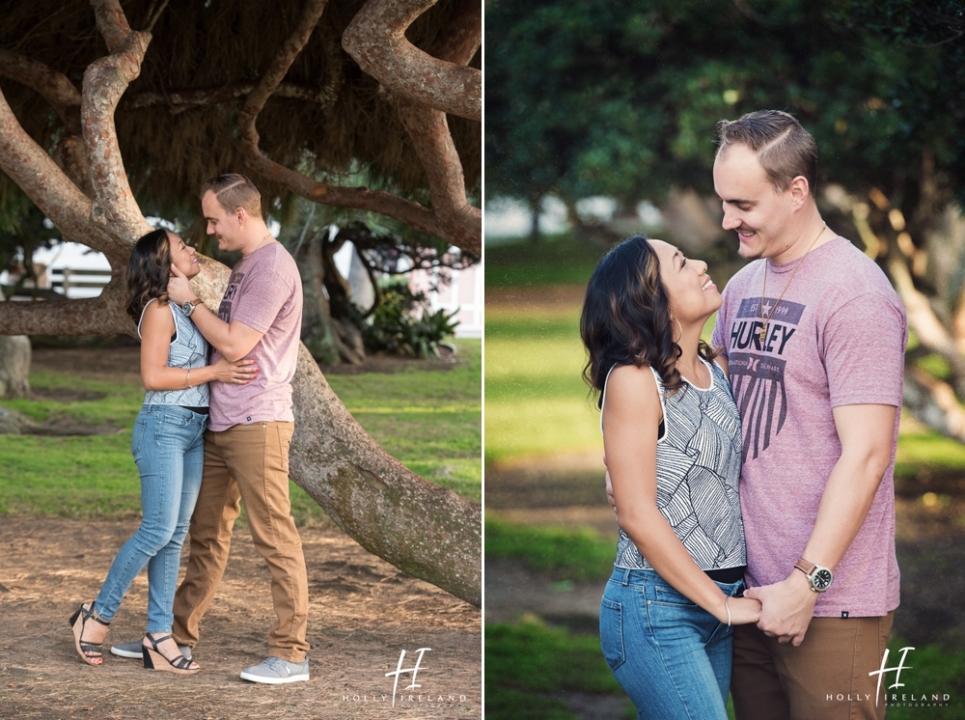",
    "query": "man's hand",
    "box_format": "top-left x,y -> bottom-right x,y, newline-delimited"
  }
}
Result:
604,466 -> 617,515
168,265 -> 198,305
744,571 -> 819,646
